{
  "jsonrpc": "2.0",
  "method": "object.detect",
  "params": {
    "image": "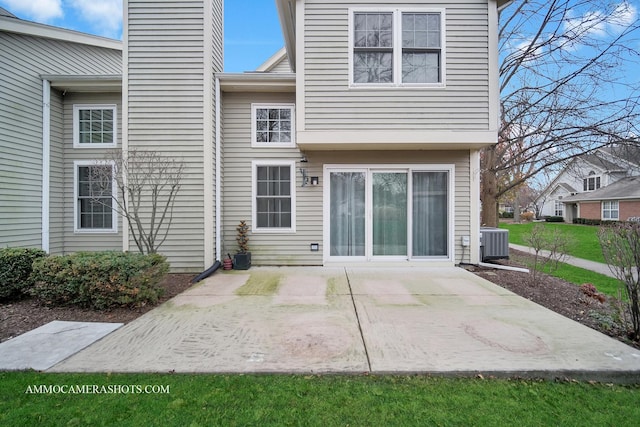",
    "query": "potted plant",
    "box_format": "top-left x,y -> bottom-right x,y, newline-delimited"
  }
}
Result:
233,220 -> 251,270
